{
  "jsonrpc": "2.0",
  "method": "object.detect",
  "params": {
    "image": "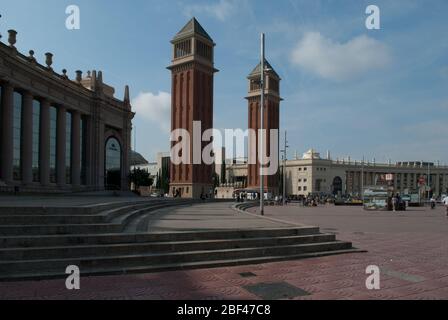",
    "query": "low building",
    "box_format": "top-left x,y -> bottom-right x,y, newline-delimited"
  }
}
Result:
130,152 -> 170,191
225,149 -> 448,198
0,28 -> 134,193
